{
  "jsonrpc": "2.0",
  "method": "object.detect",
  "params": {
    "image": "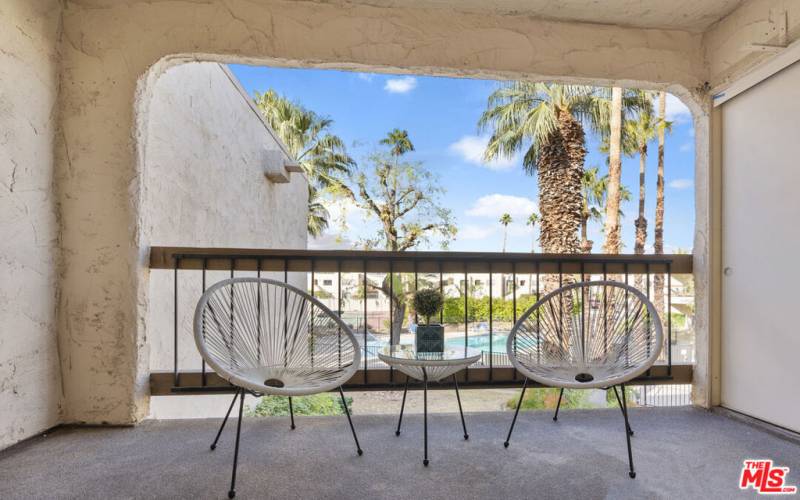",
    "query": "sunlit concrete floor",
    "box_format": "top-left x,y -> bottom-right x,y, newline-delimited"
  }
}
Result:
1,407 -> 798,499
